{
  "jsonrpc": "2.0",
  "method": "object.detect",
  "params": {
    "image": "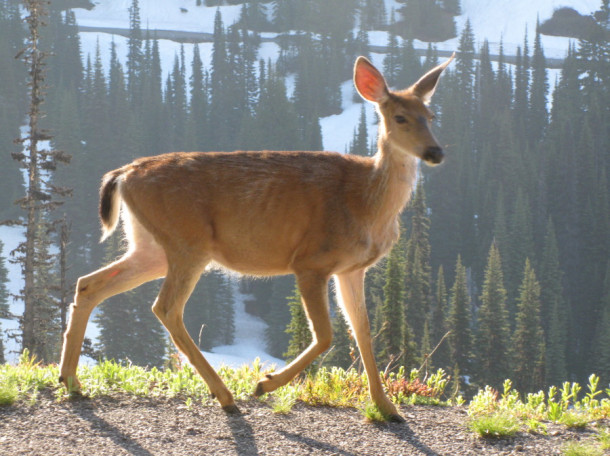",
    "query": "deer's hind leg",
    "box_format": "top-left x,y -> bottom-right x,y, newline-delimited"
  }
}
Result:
59,221 -> 167,392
